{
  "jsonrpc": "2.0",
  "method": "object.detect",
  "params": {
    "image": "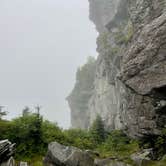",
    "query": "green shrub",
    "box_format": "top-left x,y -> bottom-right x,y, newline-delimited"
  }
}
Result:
154,129 -> 166,157
96,130 -> 139,158
64,129 -> 95,150
0,120 -> 12,140
0,113 -> 140,163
